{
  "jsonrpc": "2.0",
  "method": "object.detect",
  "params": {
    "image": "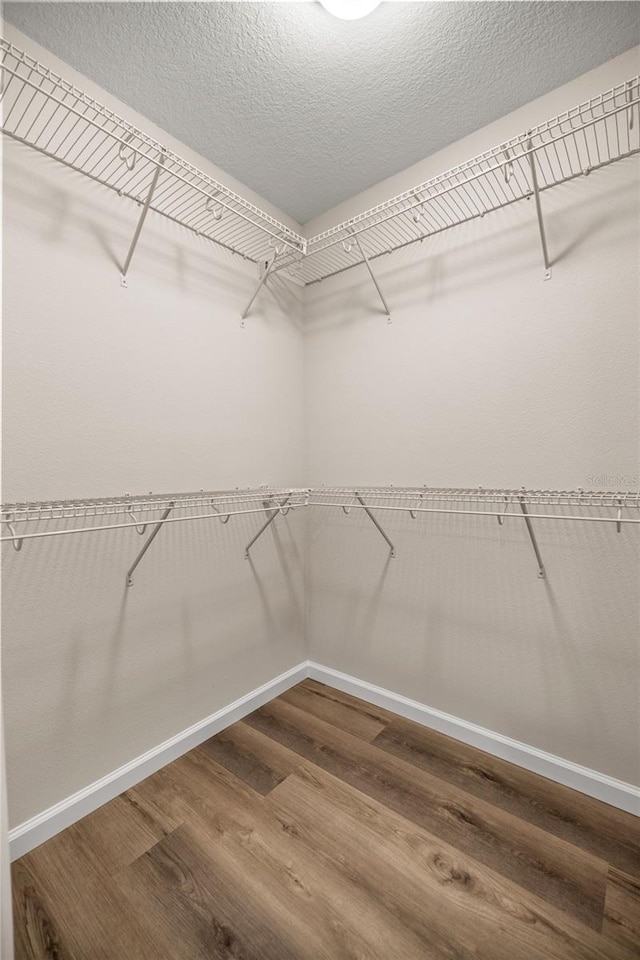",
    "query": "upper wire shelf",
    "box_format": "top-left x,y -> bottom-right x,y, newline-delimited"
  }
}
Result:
1,37 -> 638,310
282,76 -> 640,284
0,38 -> 305,265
